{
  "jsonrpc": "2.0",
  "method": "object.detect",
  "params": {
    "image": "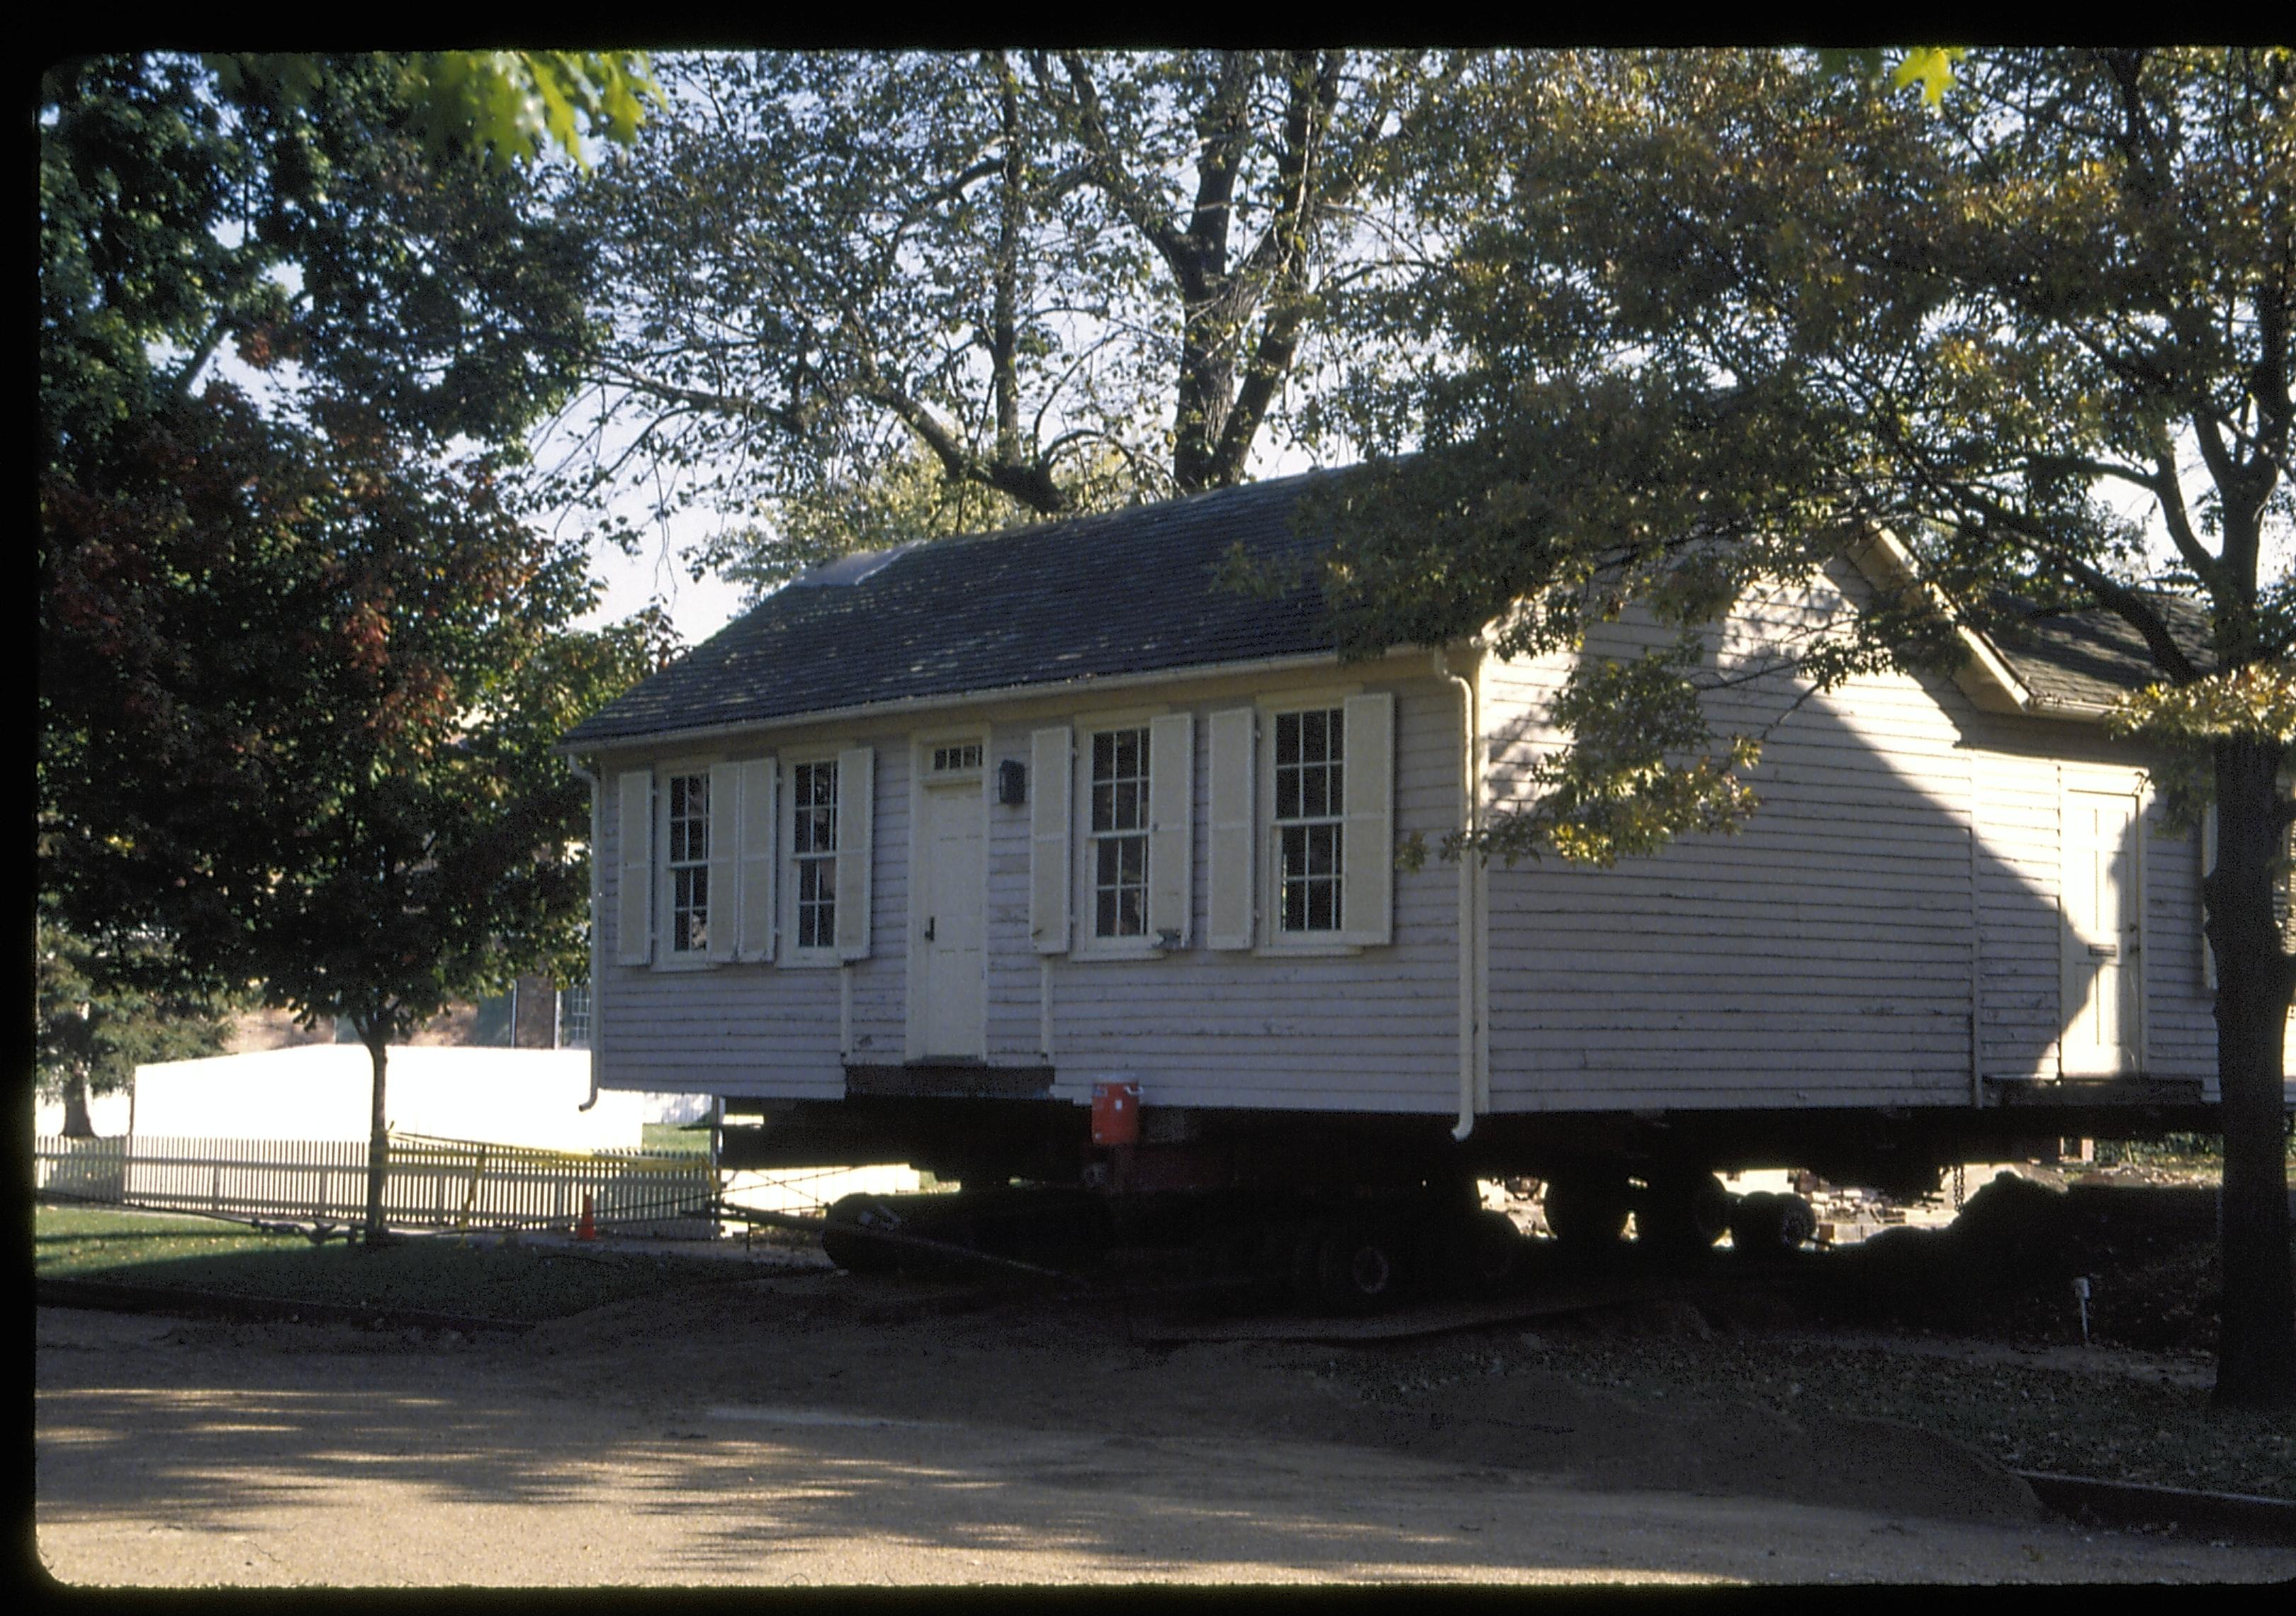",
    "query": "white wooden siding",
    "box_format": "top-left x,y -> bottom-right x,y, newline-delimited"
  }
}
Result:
579,560 -> 2217,1117
584,668 -> 1465,1112
1478,561 -> 2218,1111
